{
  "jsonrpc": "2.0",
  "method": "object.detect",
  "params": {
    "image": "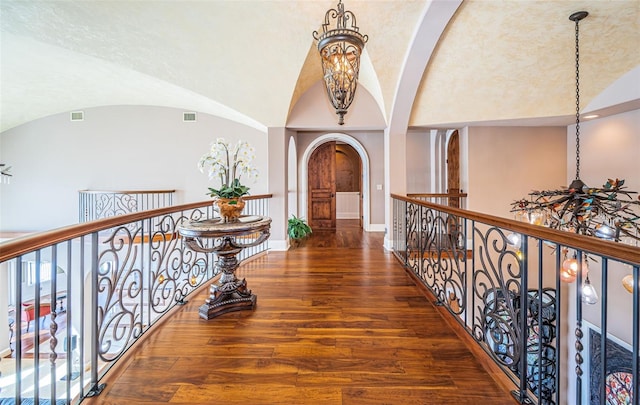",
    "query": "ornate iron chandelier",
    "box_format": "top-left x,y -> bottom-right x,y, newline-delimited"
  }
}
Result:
510,11 -> 639,299
511,11 -> 640,244
313,0 -> 368,125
